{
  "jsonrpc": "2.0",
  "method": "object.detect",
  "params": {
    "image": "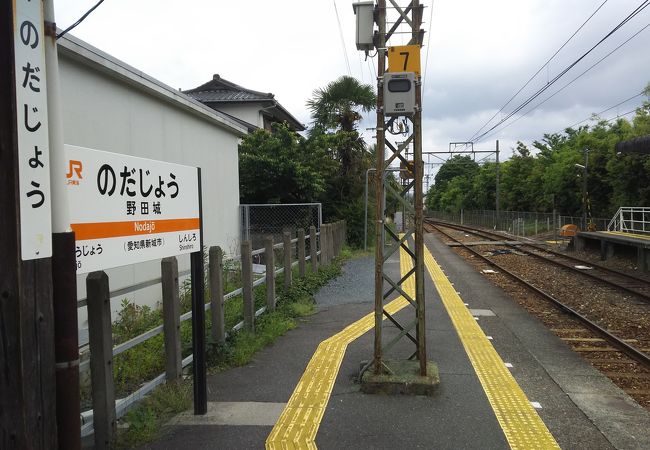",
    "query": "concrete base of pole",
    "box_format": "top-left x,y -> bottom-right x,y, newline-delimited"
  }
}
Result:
360,360 -> 439,396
